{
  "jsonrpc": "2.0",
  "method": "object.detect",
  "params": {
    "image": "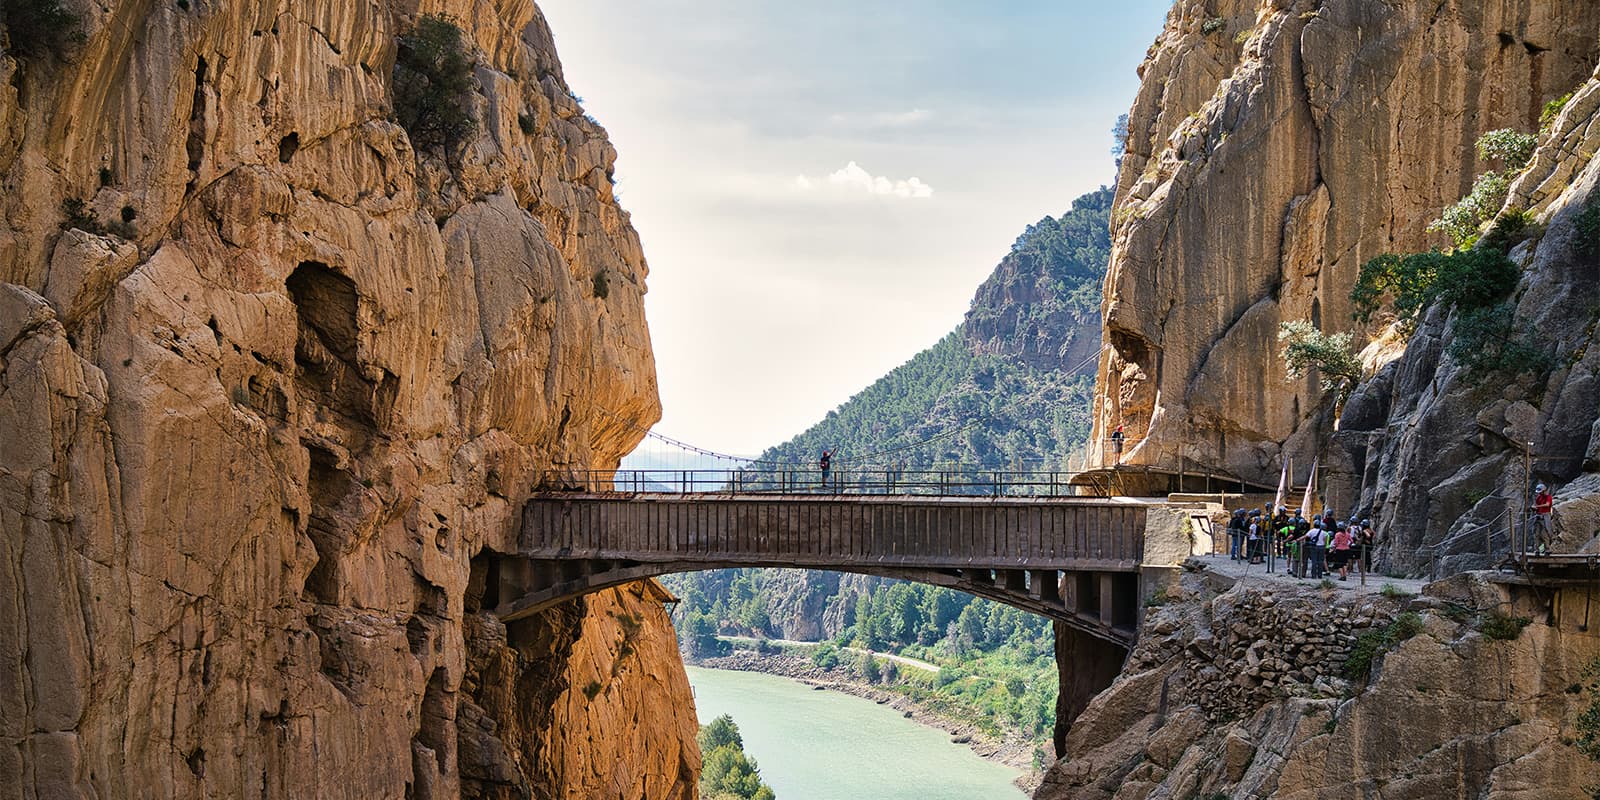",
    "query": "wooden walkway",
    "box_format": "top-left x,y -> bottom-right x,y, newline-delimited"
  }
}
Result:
487,493 -> 1167,646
